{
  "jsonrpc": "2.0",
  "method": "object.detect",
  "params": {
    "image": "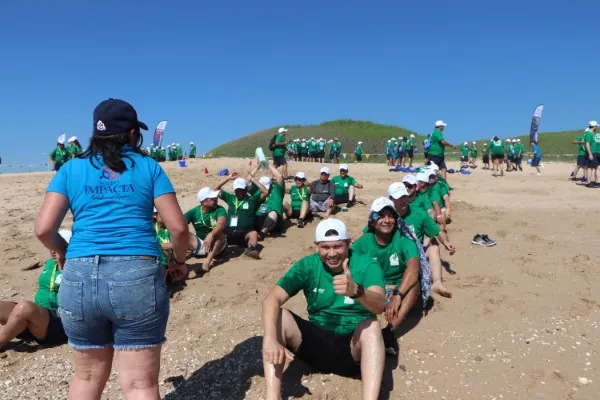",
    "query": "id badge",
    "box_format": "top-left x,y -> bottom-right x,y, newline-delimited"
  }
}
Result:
259,204 -> 268,214
230,215 -> 238,227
